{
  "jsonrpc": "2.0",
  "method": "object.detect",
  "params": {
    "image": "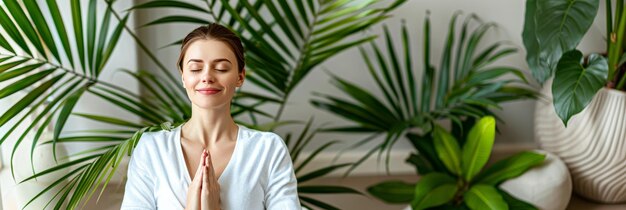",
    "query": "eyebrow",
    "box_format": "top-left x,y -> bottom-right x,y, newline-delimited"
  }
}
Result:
187,59 -> 202,64
186,58 -> 232,64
